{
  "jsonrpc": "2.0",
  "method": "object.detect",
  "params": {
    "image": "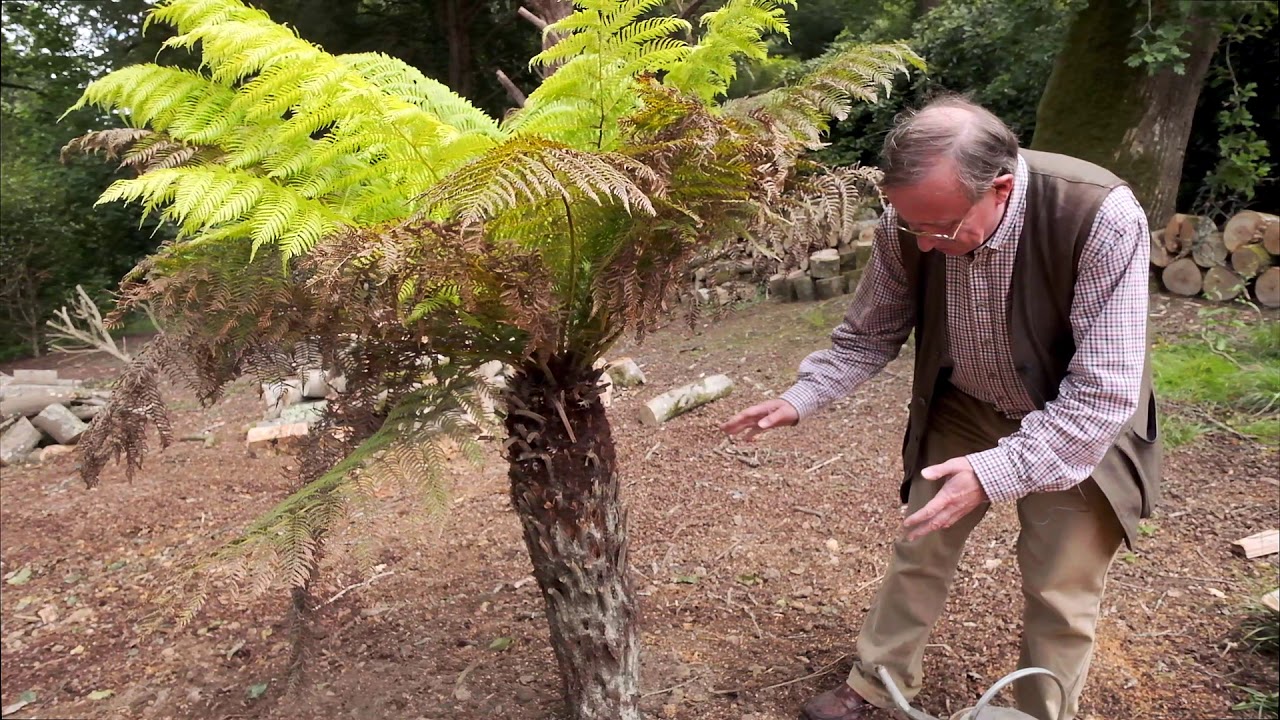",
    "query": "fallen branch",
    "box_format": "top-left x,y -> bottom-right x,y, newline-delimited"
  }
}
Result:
792,506 -> 826,520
